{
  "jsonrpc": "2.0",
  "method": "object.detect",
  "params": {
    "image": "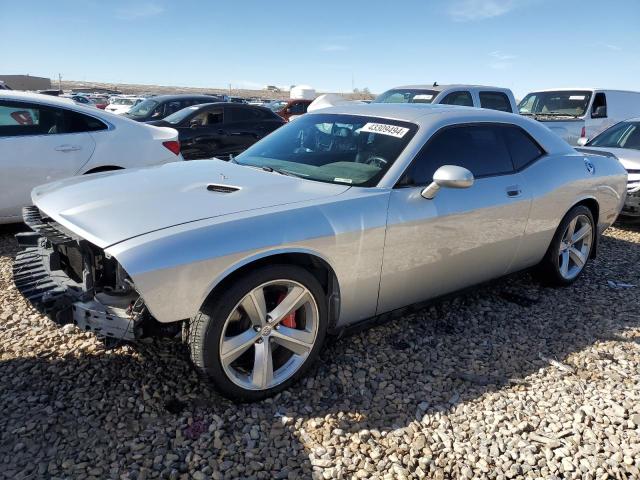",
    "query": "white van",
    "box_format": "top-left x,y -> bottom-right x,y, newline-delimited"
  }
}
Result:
518,88 -> 640,145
